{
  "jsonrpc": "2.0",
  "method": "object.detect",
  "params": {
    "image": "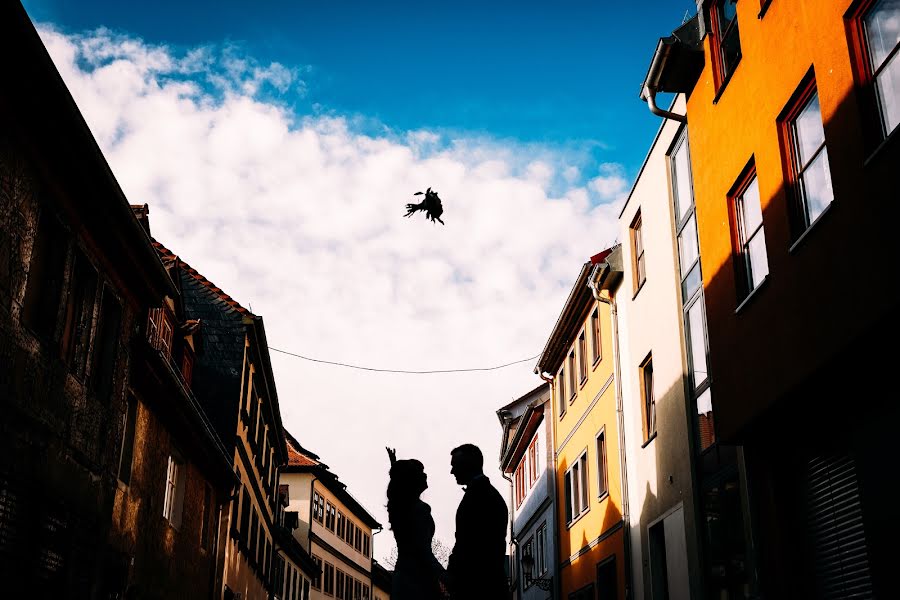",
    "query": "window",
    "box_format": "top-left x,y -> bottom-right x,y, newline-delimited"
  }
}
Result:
363,583 -> 370,599
181,348 -> 195,388
528,436 -> 539,487
311,555 -> 322,589
323,562 -> 334,596
591,308 -> 601,364
569,583 -> 595,600
733,171 -> 769,295
201,483 -> 213,550
630,211 -> 646,291
713,0 -> 741,84
578,330 -> 587,383
535,523 -> 547,576
670,127 -> 716,453
596,556 -> 617,600
354,579 -> 363,600
60,248 -> 97,378
91,290 -> 121,401
363,533 -> 370,557
337,511 -> 346,538
558,367 -> 567,418
21,211 -> 67,340
596,429 -> 608,498
861,0 -> 900,135
640,355 -> 656,442
515,461 -> 526,507
783,84 -> 833,230
346,520 -> 354,545
567,351 -> 576,401
240,488 -> 251,541
147,307 -> 173,361
355,527 -> 362,552
117,395 -> 138,485
325,501 -> 335,531
671,132 -> 702,301
564,451 -> 590,524
335,570 -> 345,600
163,452 -> 185,528
313,492 -> 324,524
